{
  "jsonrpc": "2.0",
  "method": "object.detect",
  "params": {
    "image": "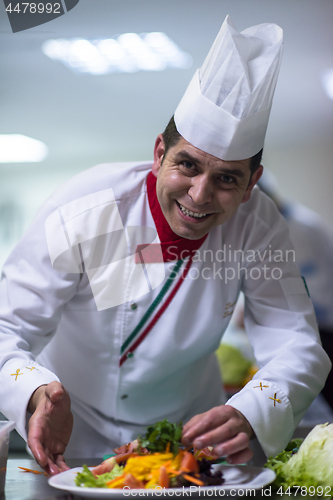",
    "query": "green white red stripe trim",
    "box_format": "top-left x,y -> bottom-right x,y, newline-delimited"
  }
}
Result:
119,257 -> 193,366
